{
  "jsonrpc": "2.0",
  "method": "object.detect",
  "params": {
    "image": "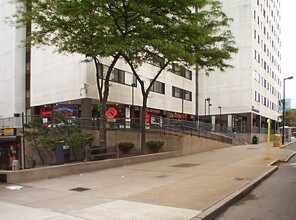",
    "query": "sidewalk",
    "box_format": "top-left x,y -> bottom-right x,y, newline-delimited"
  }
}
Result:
0,141 -> 295,220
